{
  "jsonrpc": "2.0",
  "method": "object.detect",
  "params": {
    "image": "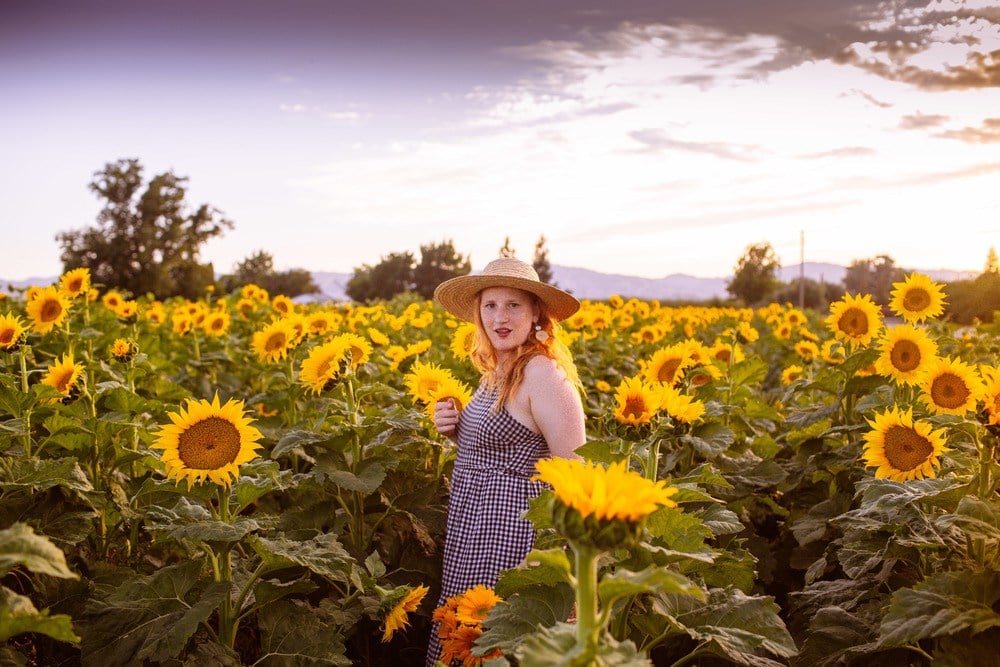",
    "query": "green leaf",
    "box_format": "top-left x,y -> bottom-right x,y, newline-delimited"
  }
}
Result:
496,549 -> 572,597
599,566 -> 704,607
315,457 -> 385,495
256,599 -> 351,666
936,495 -> 1000,543
0,586 -> 80,644
251,533 -> 355,583
476,584 -> 575,657
729,358 -> 768,387
878,571 -> 1000,647
271,430 -> 331,458
136,582 -> 230,663
512,622 -> 651,667
253,577 -> 320,609
796,606 -> 878,667
694,505 -> 744,536
0,523 -> 78,579
784,418 -> 833,447
682,422 -> 735,459
645,508 -> 713,553
0,457 -> 93,493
